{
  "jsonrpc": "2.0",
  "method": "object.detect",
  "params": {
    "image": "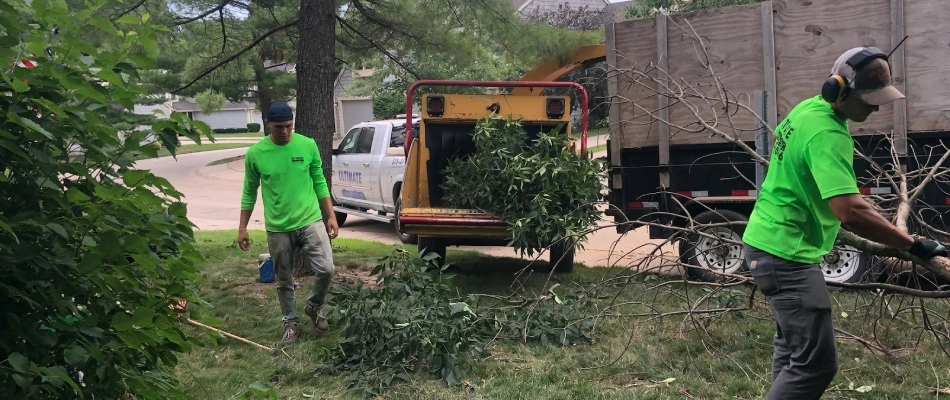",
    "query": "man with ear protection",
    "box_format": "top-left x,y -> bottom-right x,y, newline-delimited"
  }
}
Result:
742,47 -> 948,399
